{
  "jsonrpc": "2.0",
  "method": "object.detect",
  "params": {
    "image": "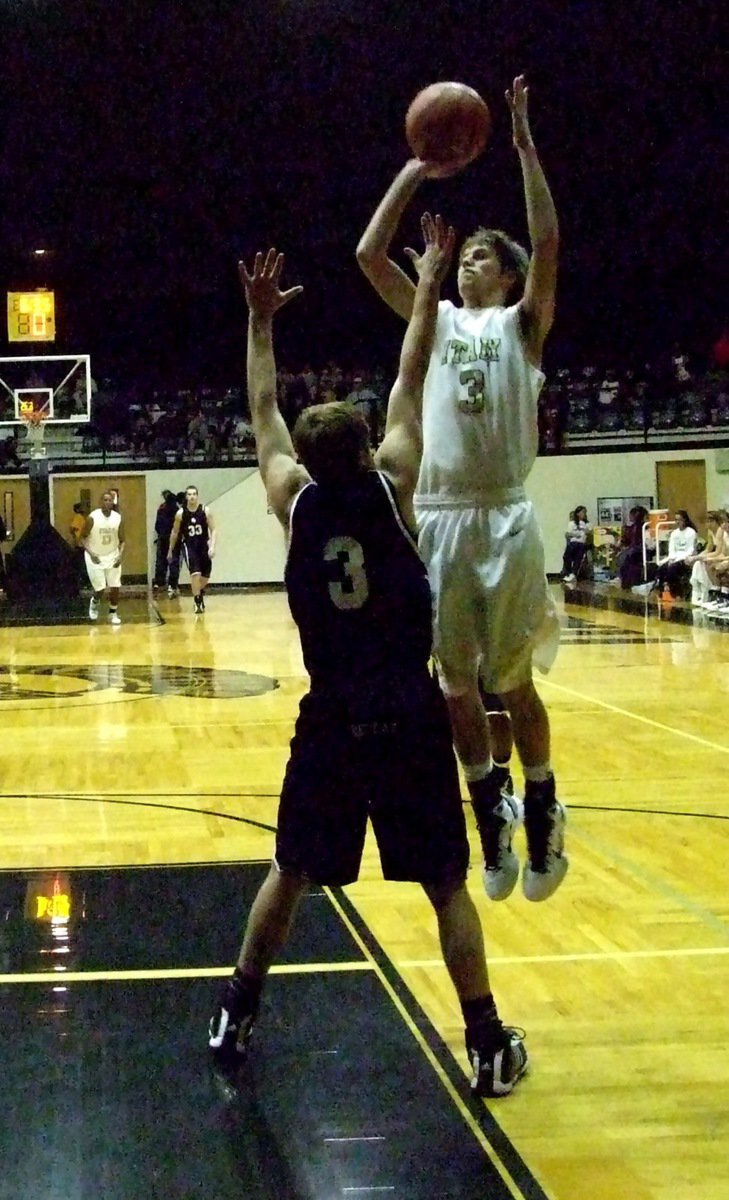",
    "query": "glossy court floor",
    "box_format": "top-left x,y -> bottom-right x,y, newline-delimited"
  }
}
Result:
0,585 -> 727,1200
